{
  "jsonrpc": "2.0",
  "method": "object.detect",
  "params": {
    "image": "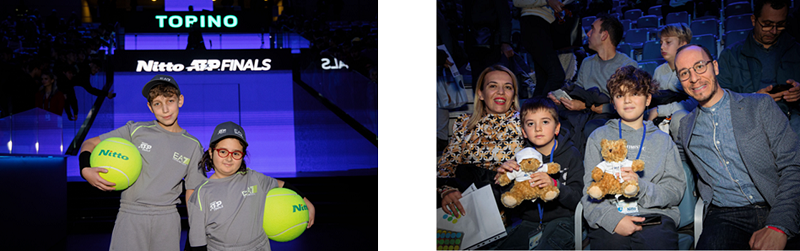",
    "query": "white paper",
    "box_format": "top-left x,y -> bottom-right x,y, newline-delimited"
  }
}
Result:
437,184 -> 507,249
